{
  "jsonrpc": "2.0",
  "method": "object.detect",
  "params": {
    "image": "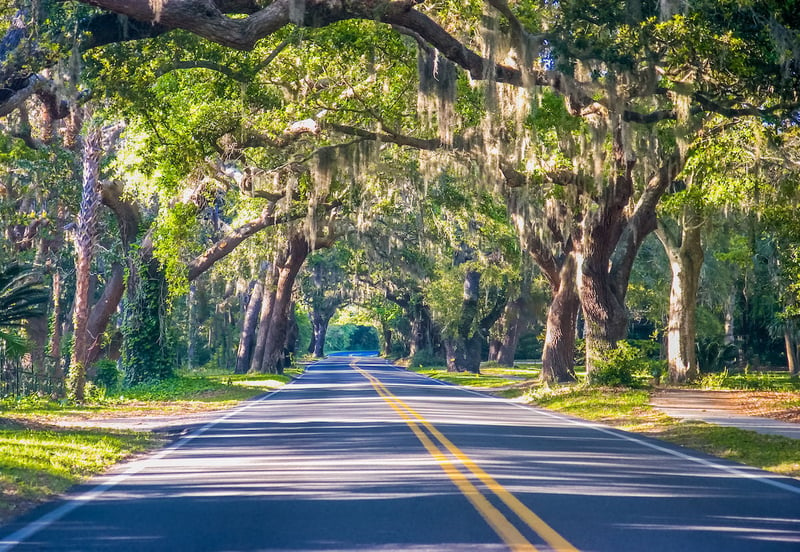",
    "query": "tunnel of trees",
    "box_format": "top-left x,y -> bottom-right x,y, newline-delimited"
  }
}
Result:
1,0 -> 799,399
